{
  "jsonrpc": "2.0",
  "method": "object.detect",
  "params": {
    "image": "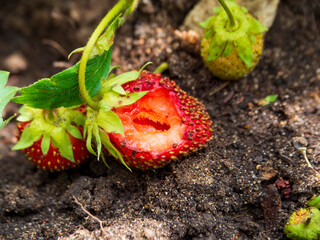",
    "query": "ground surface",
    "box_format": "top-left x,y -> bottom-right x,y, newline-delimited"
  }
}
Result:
0,0 -> 320,239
